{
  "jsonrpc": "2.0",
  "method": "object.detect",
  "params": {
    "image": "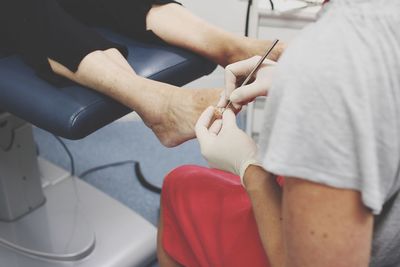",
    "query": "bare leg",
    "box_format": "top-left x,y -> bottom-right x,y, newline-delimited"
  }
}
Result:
48,49 -> 220,147
157,204 -> 183,267
146,3 -> 285,66
47,4 -> 281,147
